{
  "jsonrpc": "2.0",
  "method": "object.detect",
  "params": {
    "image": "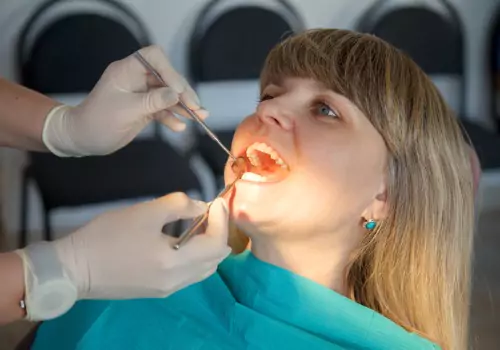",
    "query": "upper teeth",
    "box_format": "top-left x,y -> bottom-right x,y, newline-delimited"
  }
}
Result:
245,142 -> 287,168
